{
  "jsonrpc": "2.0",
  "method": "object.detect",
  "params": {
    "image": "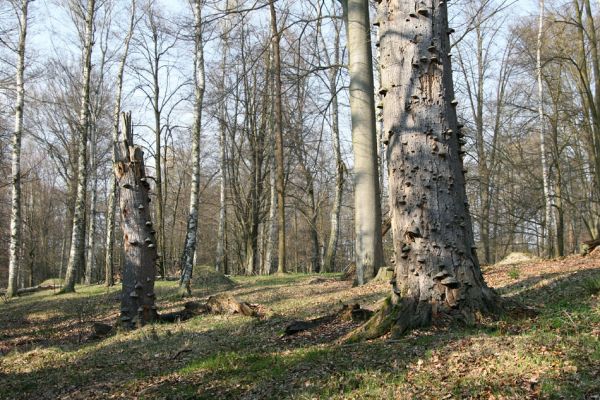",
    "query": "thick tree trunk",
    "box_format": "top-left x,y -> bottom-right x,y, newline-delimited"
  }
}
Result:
359,0 -> 500,338
179,0 -> 205,295
105,0 -> 136,287
117,112 -> 159,328
270,0 -> 286,274
341,0 -> 385,284
62,0 -> 95,293
7,0 -> 29,298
